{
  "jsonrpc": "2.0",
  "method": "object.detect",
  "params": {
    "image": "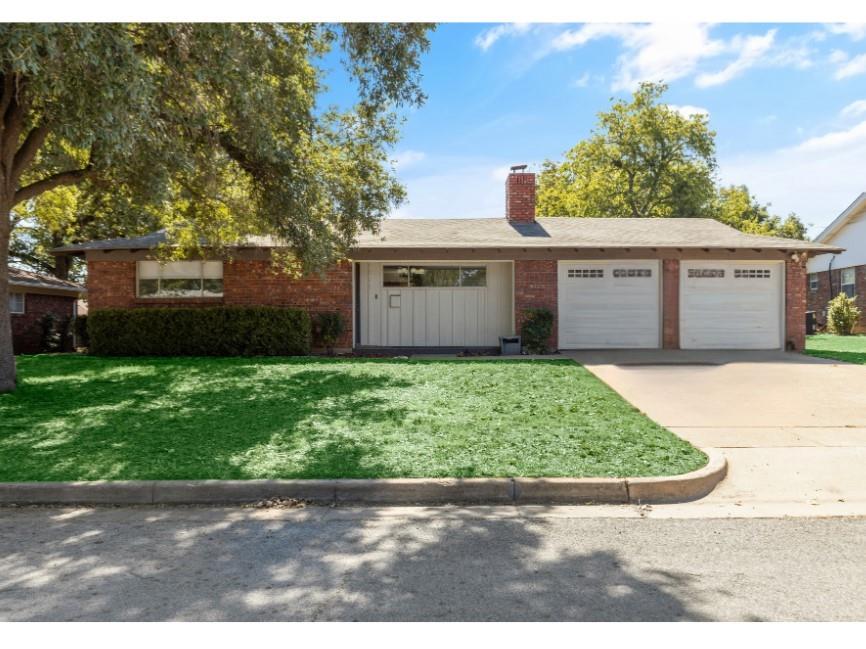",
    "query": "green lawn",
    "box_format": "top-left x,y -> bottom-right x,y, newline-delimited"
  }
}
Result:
805,334 -> 866,365
0,355 -> 706,481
